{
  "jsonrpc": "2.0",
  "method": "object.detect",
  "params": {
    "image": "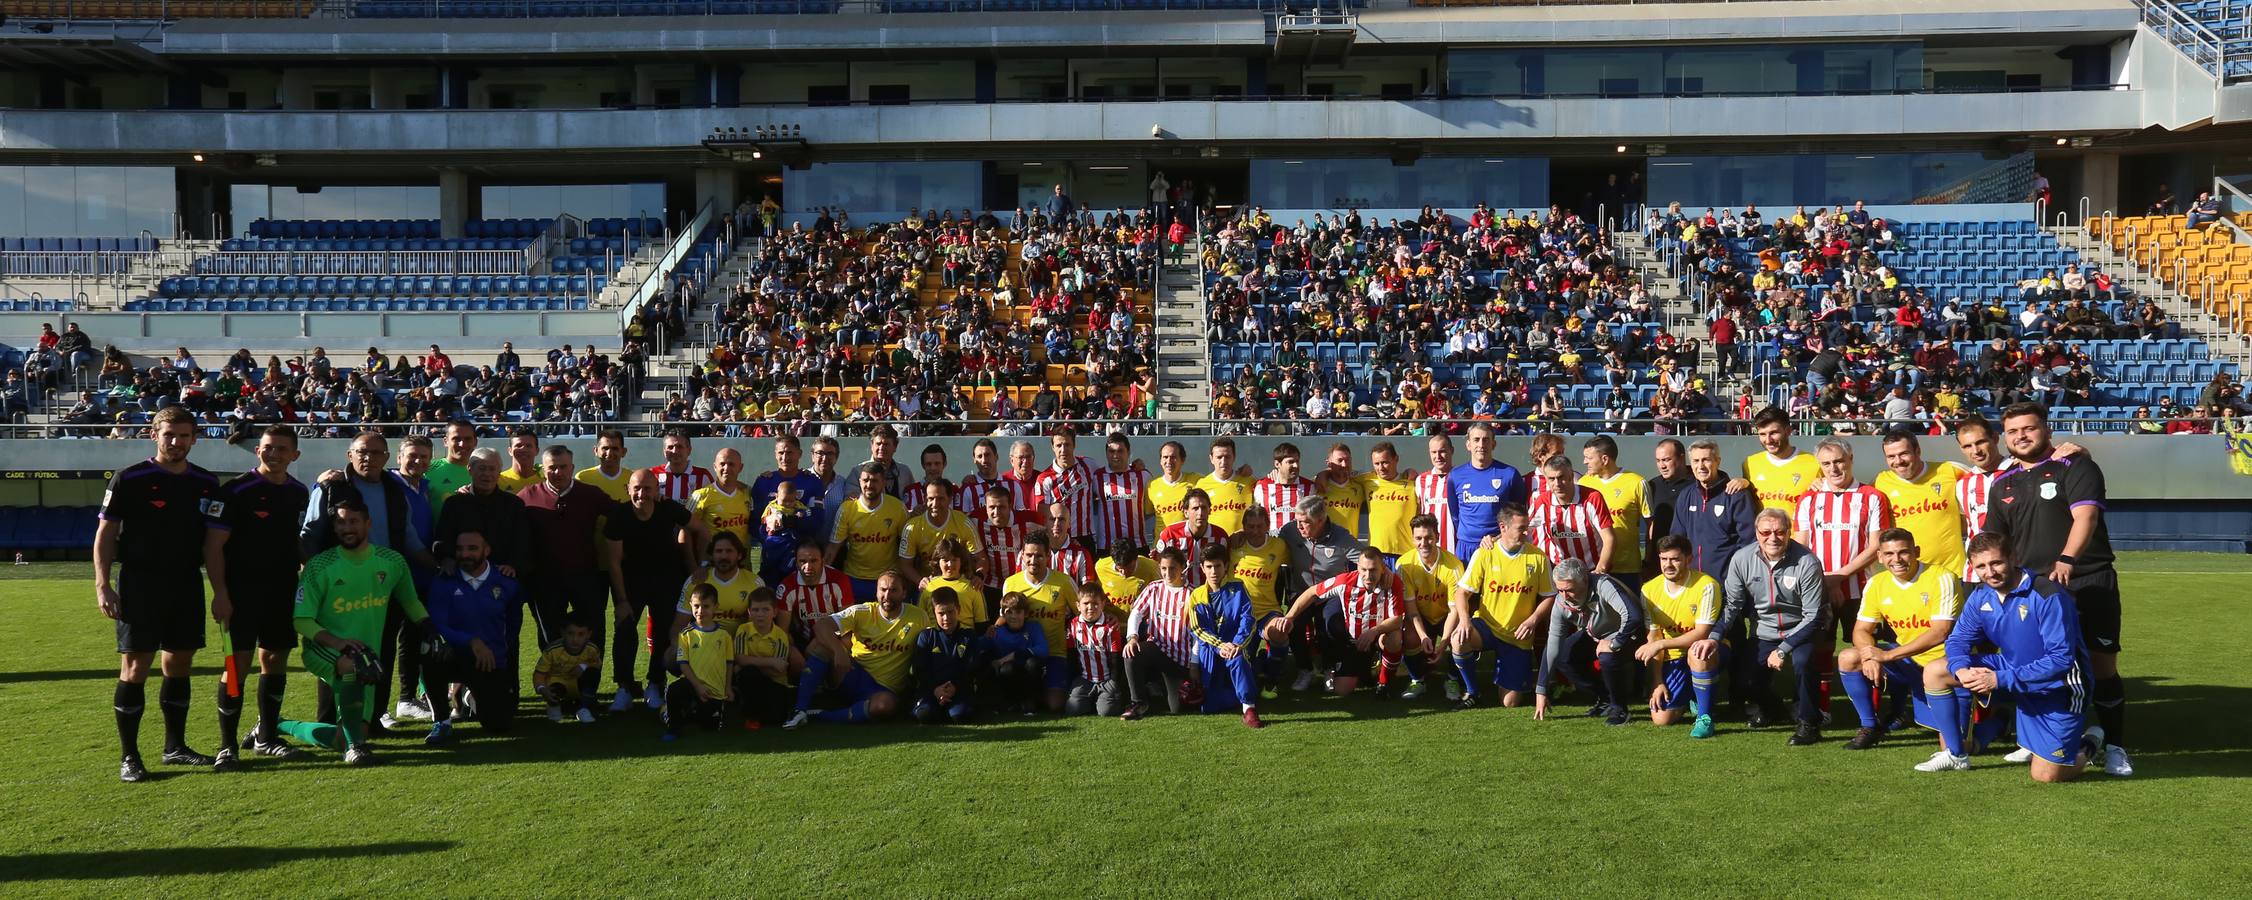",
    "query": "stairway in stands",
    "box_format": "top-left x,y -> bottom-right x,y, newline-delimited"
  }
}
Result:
2047,224 -> 2252,370
1613,230 -> 1729,393
1153,256 -> 1211,421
